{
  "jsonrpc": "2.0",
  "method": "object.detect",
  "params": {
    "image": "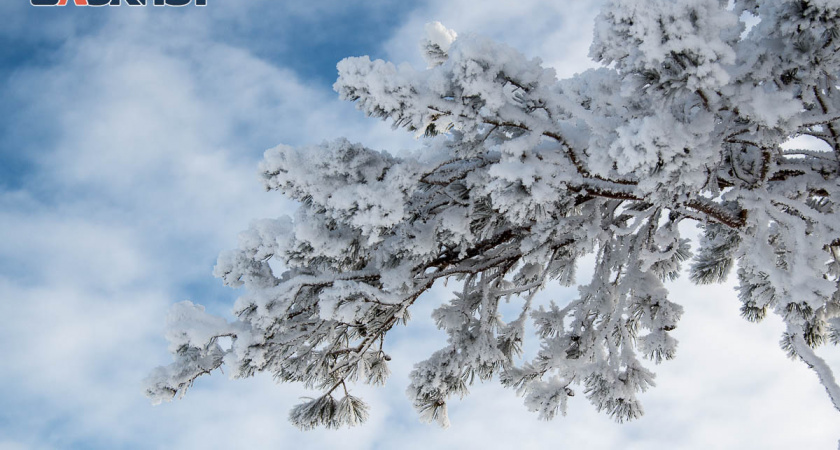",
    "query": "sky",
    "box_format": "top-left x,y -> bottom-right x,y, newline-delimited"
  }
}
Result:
0,1 -> 838,449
